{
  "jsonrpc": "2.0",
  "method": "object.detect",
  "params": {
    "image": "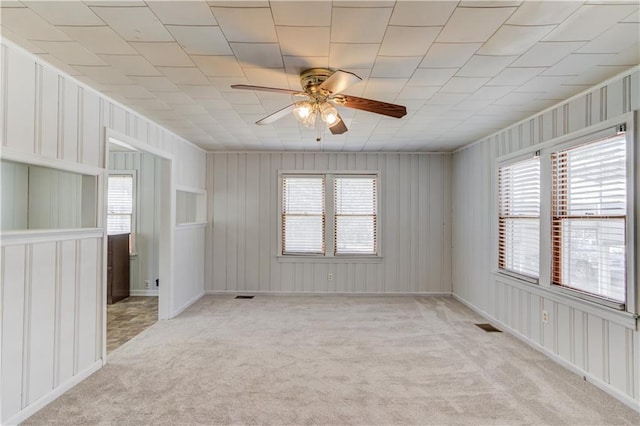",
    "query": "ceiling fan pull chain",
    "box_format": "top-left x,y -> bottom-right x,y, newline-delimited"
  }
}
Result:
316,112 -> 324,142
